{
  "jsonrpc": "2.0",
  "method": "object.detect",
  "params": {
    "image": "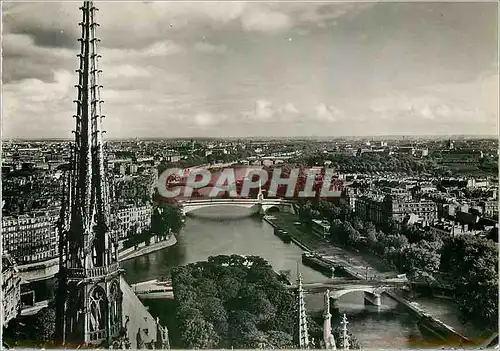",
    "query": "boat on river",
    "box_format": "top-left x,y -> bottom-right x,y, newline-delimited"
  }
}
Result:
274,227 -> 291,243
302,252 -> 336,277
